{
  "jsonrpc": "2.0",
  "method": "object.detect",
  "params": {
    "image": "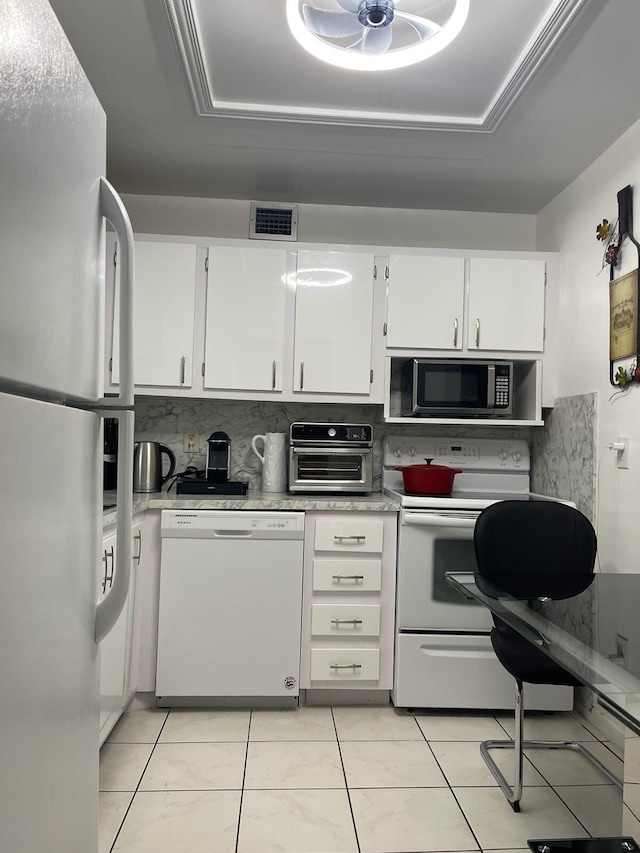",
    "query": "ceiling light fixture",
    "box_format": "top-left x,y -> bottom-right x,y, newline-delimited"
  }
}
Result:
286,0 -> 470,72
